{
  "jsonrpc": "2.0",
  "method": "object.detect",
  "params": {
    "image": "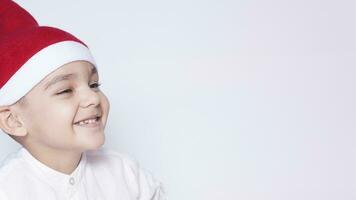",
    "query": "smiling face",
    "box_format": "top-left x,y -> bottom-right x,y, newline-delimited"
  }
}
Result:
13,61 -> 110,153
